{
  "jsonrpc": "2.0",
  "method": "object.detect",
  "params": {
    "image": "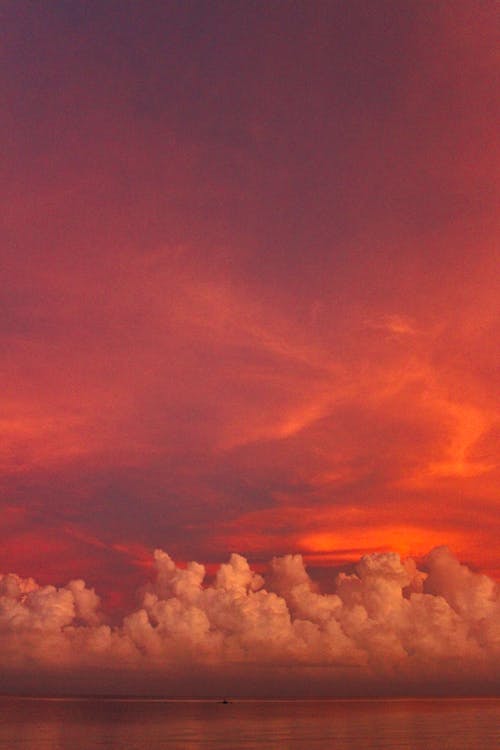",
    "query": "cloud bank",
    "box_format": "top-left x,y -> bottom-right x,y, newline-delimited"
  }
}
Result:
1,546 -> 499,696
